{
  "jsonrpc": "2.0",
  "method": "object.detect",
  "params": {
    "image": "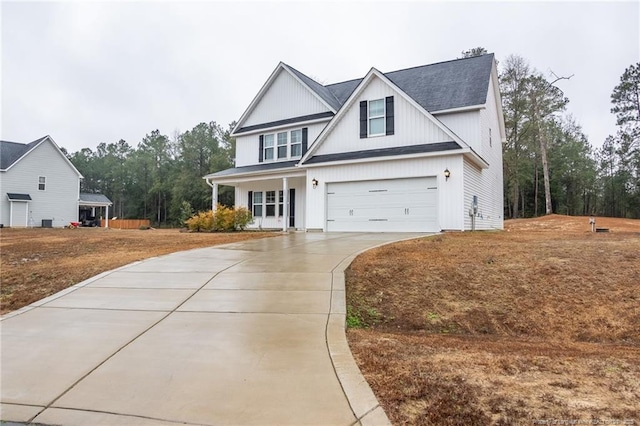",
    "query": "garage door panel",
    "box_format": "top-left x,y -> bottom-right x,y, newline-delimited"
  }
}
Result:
326,177 -> 438,232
